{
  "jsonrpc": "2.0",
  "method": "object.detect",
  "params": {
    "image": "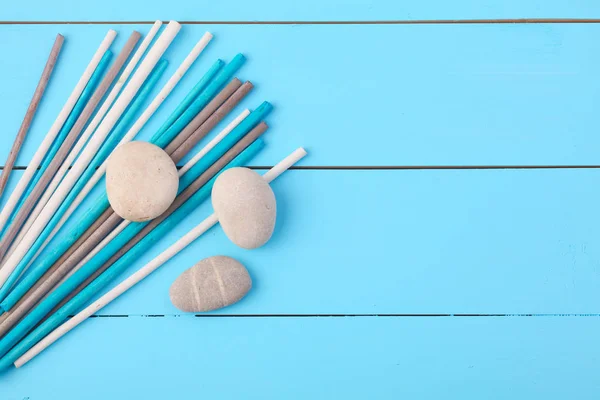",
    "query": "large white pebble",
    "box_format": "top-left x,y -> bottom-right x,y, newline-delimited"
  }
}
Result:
212,167 -> 276,249
169,256 -> 252,312
106,141 -> 178,222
